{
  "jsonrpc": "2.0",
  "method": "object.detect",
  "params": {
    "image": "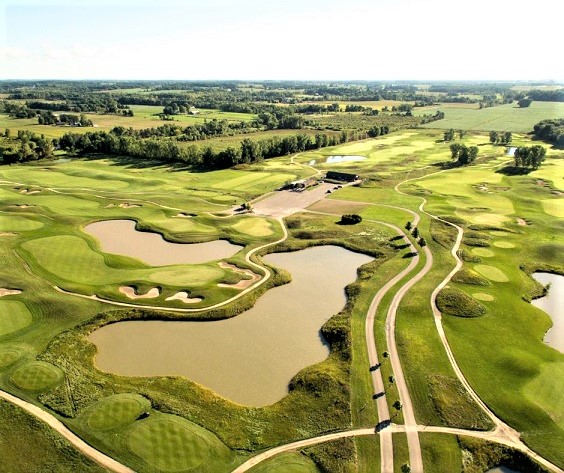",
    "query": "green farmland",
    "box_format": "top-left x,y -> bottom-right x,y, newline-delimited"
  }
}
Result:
0,125 -> 562,473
